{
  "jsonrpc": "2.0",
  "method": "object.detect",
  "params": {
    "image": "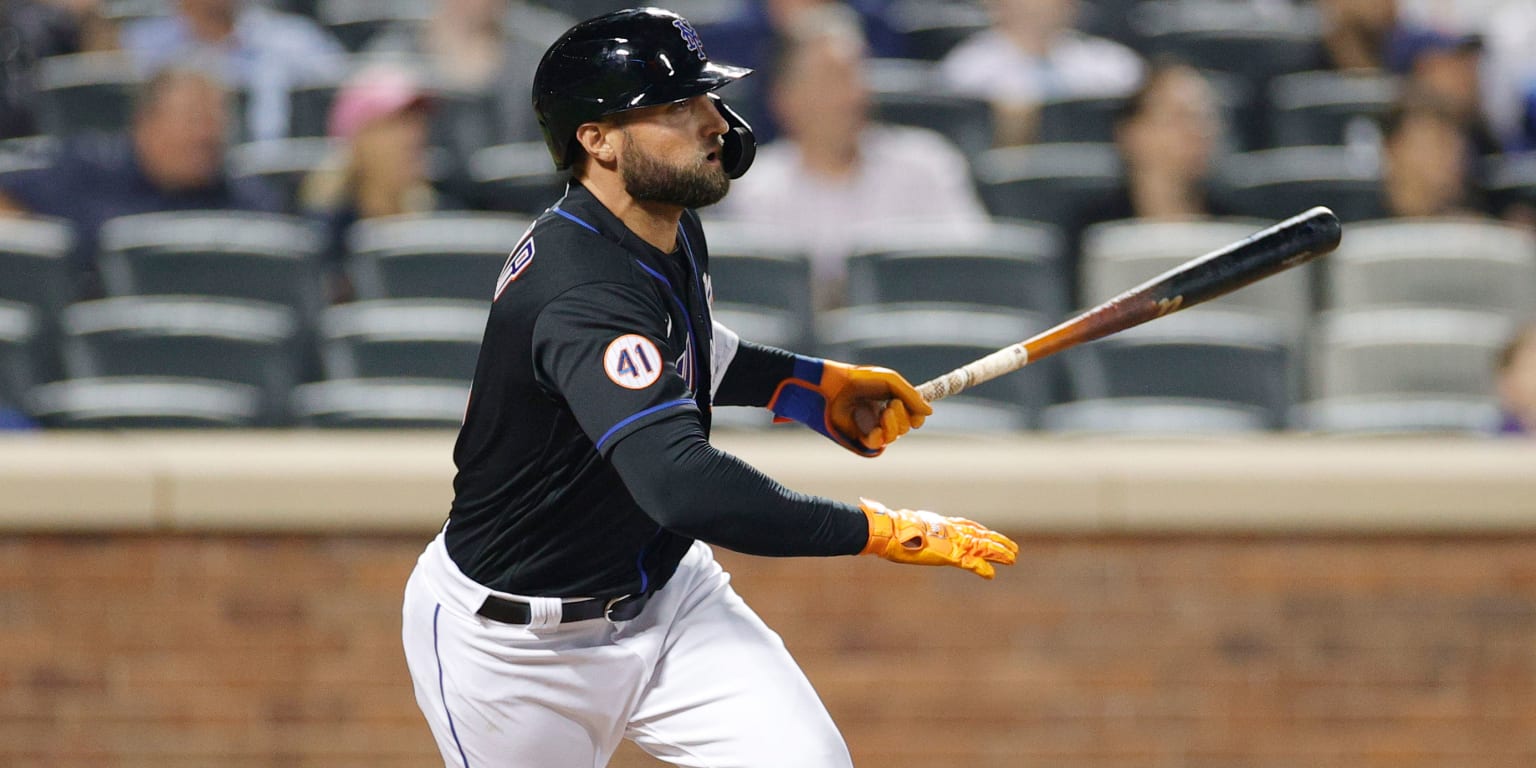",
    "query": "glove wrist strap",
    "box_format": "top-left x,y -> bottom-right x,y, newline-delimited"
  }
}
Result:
860,502 -> 895,556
